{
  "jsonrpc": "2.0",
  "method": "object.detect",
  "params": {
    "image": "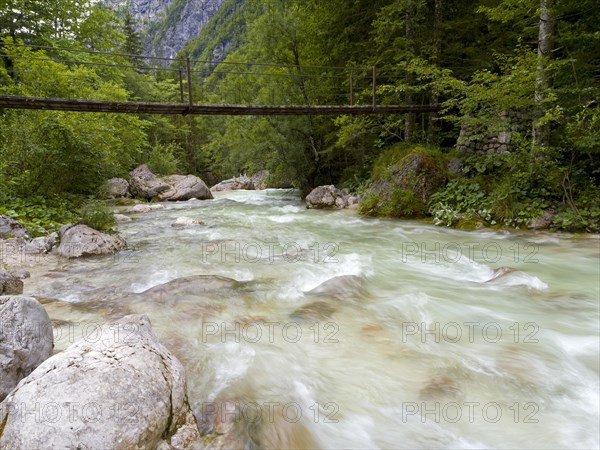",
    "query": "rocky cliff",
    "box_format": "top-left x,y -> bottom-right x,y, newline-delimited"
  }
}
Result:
111,0 -> 226,61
